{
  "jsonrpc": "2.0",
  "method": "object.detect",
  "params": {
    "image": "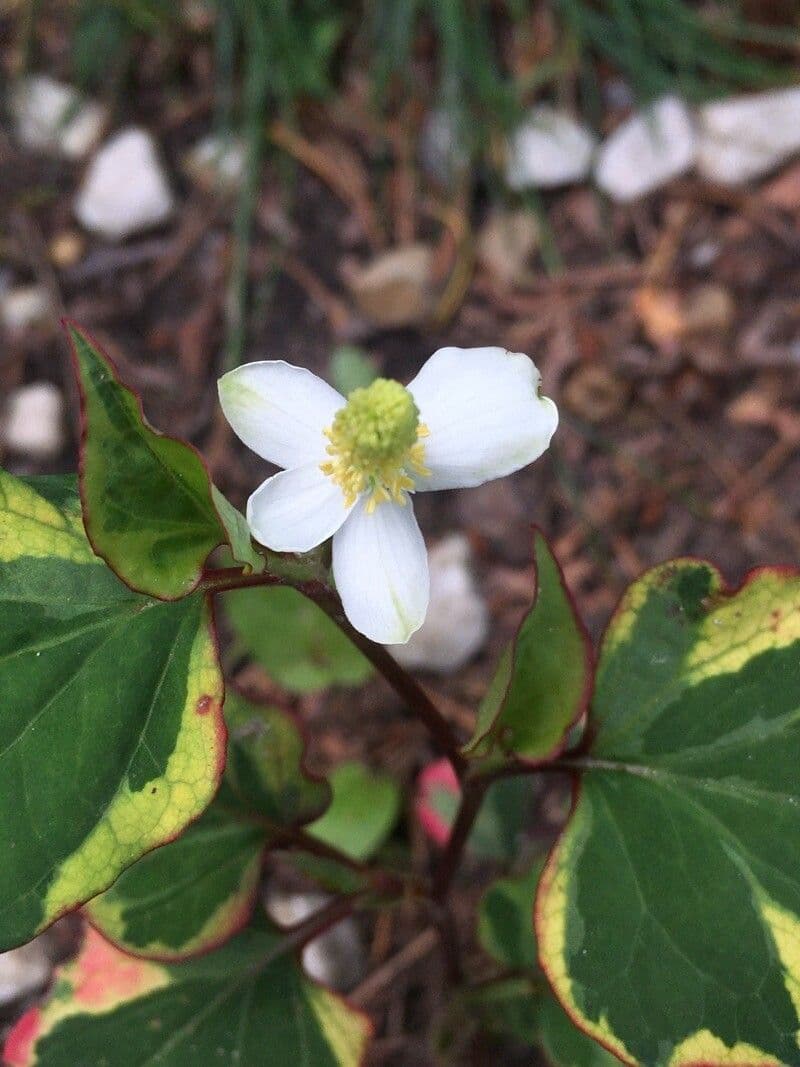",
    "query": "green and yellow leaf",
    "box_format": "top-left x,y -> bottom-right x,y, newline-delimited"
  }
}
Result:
467,530 -> 592,764
535,996 -> 621,1067
4,919 -> 371,1066
85,693 -> 331,960
0,471 -> 224,950
84,807 -> 263,961
68,322 -> 231,599
537,560 -> 800,1067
